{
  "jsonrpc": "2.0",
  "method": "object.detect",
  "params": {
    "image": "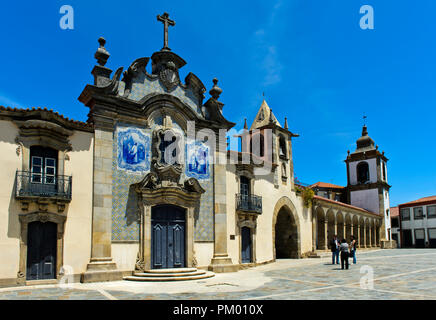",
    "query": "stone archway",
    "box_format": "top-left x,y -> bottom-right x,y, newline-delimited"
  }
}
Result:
337,212 -> 344,241
345,214 -> 352,242
315,207 -> 326,250
326,209 -> 336,248
272,197 -> 301,259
